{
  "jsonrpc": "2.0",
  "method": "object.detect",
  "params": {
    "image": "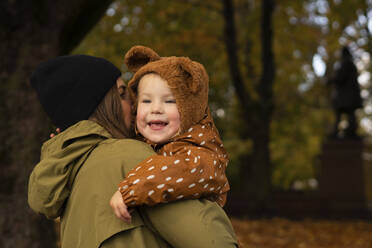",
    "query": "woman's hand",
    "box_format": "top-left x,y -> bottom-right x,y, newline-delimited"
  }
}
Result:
110,190 -> 132,223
